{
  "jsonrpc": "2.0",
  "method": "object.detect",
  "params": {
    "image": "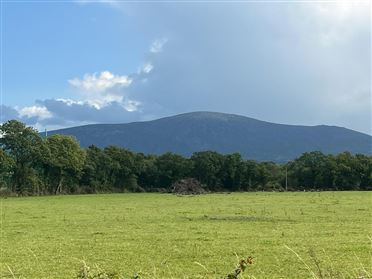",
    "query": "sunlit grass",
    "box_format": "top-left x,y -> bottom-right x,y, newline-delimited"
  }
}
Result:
1,192 -> 371,278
